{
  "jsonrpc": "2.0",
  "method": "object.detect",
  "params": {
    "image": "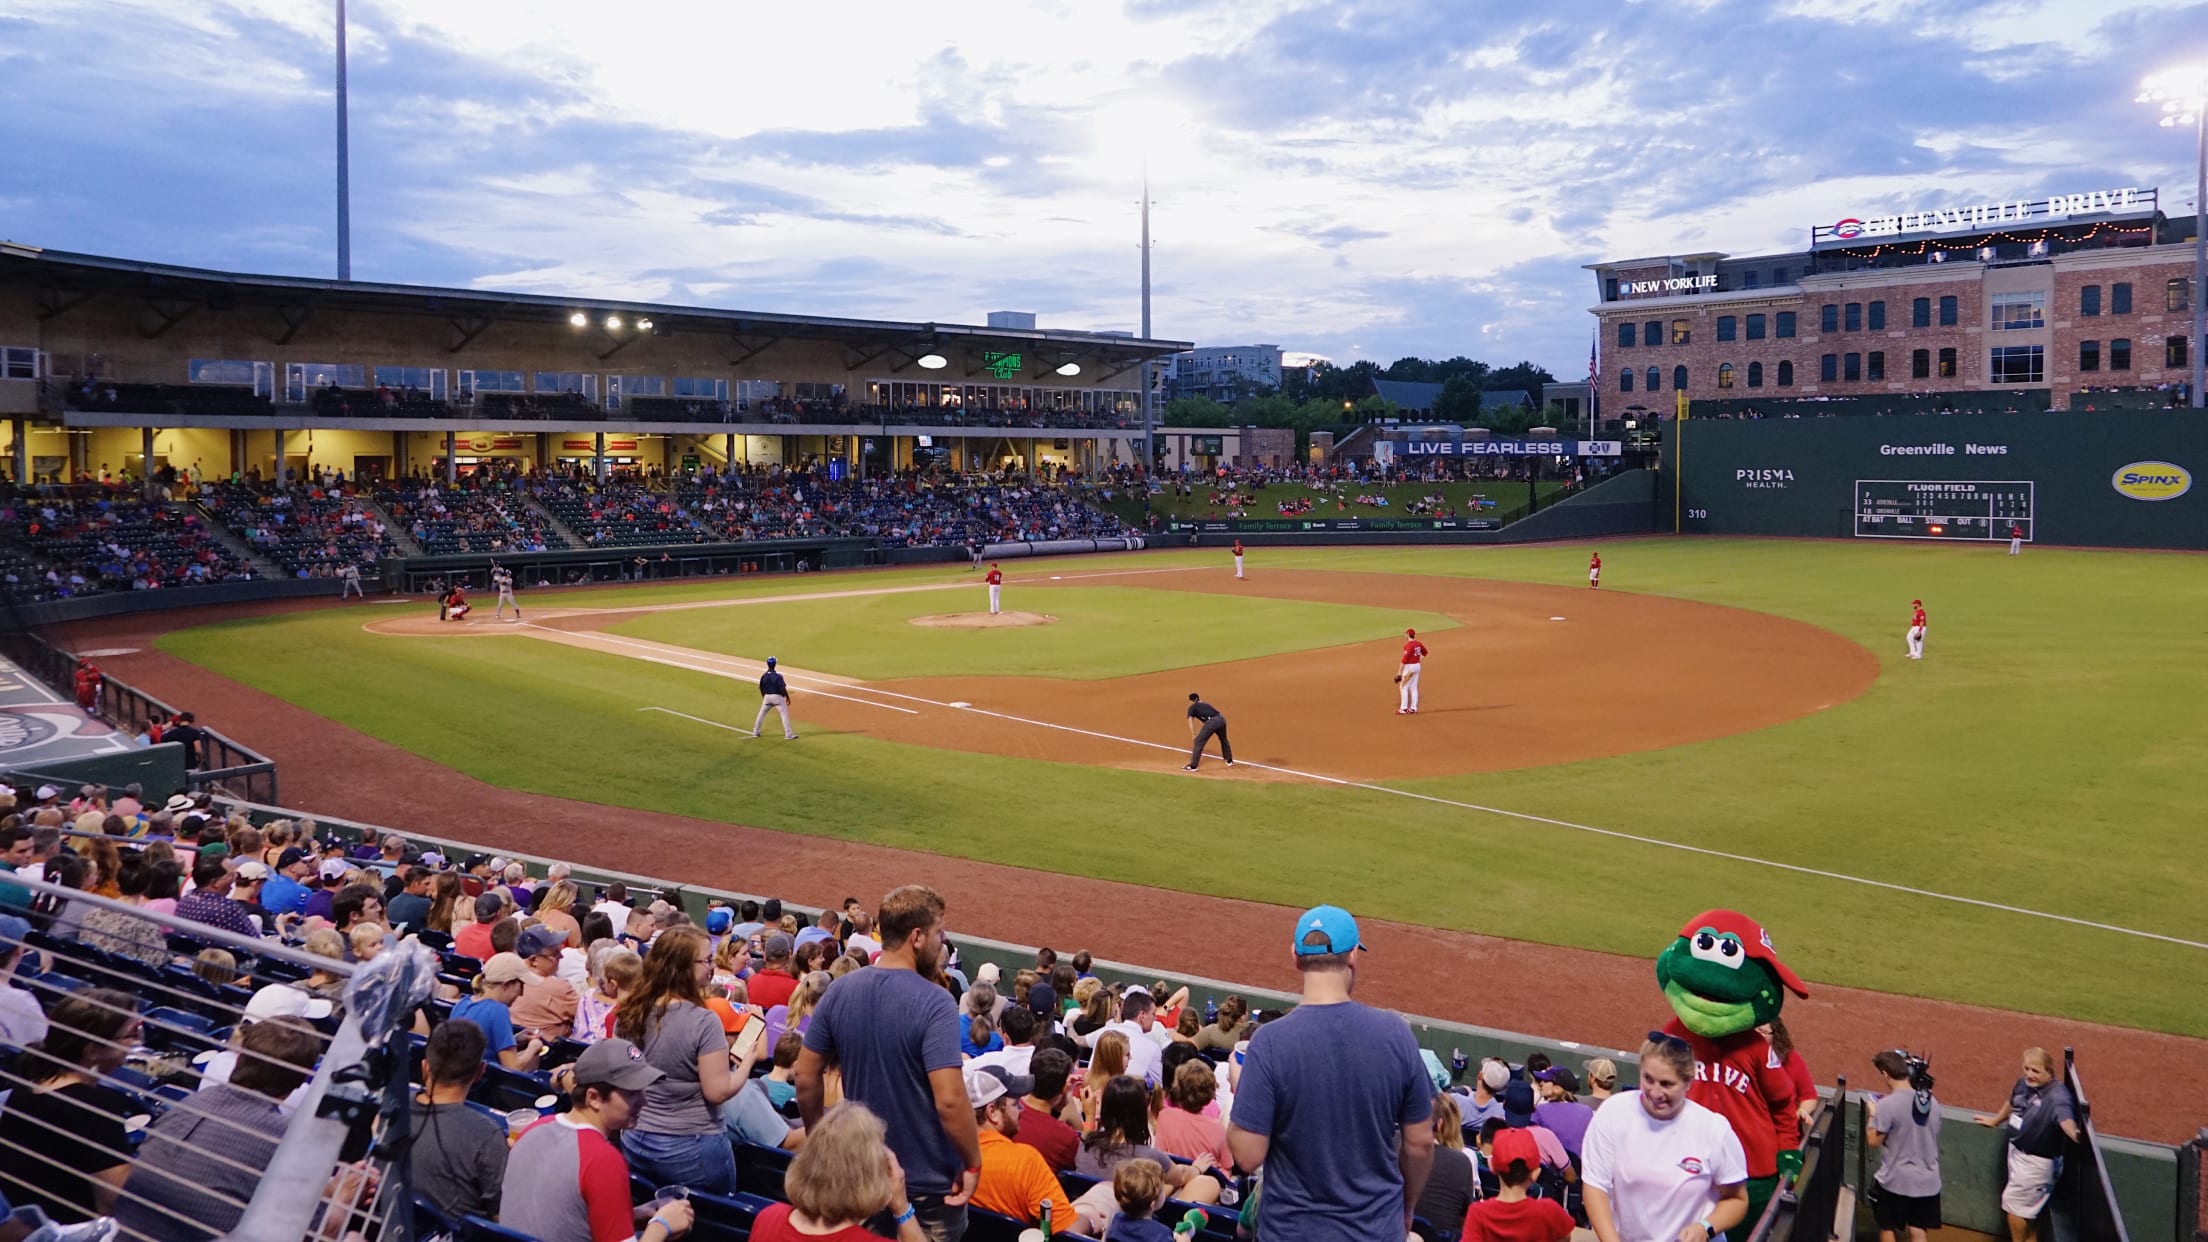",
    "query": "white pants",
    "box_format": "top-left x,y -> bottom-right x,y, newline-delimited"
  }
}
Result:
1398,664 -> 1422,711
1234,554 -> 1244,578
1907,625 -> 1924,658
1590,569 -> 1600,587
753,694 -> 793,738
340,578 -> 364,598
2001,1148 -> 2058,1219
988,583 -> 1001,614
447,603 -> 469,620
496,588 -> 518,616
2010,537 -> 2021,555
